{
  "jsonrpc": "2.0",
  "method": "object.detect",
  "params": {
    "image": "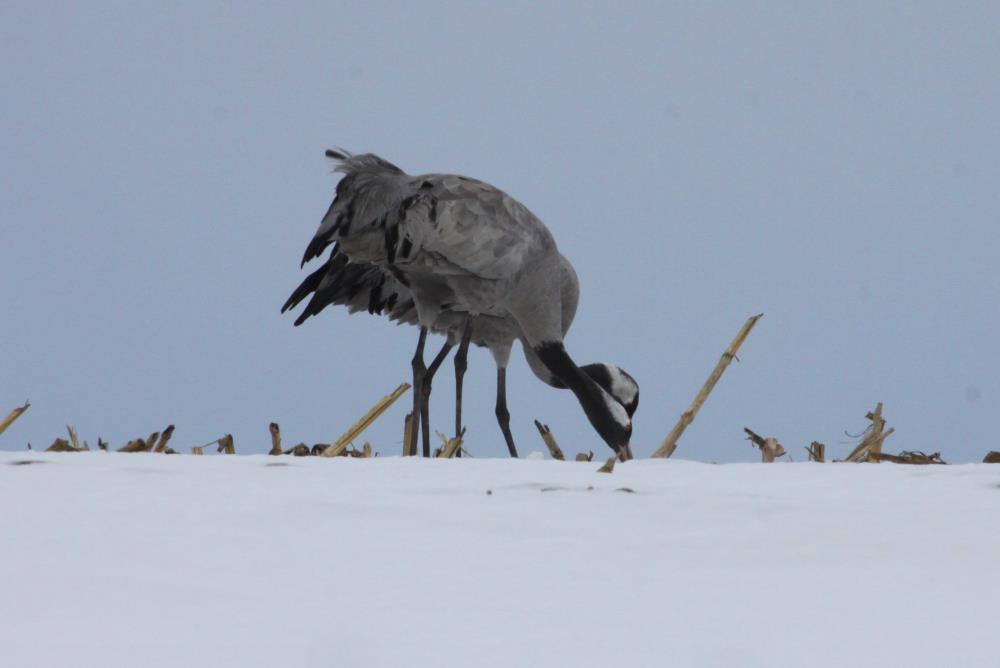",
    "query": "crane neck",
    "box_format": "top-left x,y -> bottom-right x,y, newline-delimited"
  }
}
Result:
532,342 -> 630,451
